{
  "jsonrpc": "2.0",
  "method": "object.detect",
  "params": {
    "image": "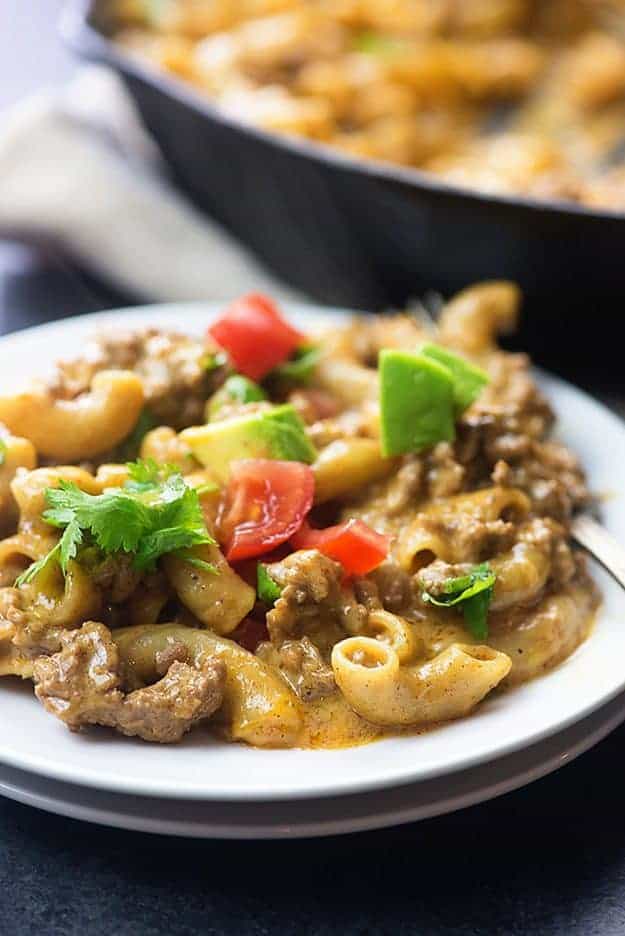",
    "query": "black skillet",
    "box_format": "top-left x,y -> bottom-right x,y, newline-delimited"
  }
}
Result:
60,0 -> 625,369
